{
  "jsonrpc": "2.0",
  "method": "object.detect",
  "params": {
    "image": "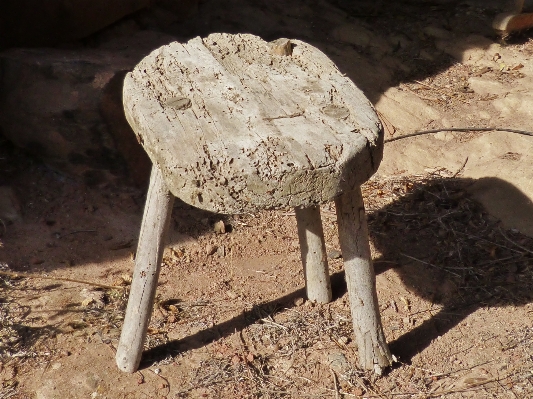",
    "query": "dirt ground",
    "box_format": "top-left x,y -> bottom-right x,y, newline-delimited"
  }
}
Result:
2,0 -> 533,398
